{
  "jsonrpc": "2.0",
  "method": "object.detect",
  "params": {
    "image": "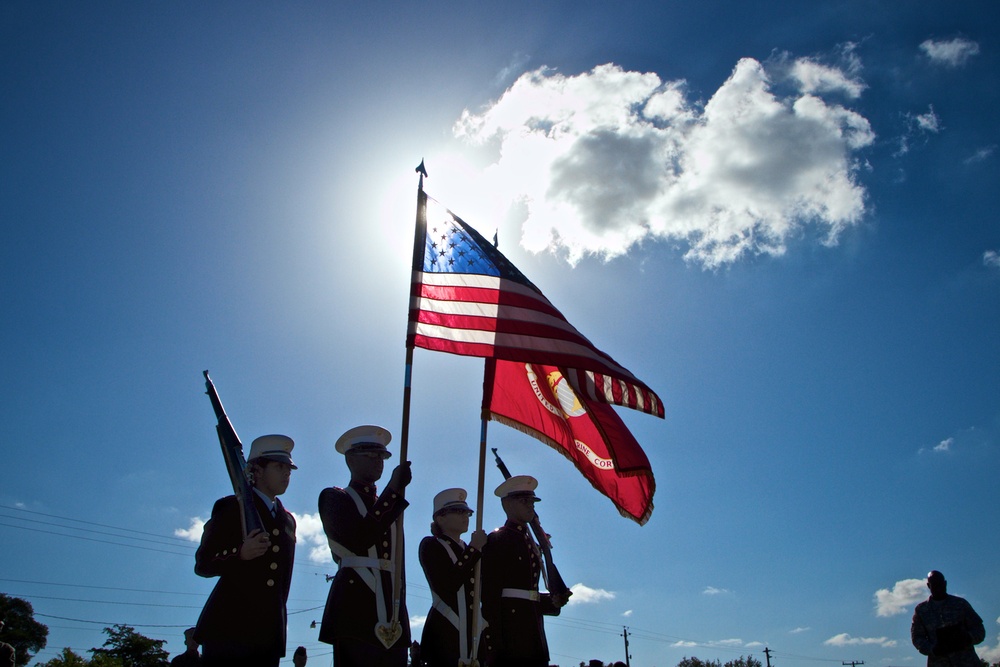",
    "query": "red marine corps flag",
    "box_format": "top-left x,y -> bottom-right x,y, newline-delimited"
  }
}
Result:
406,183 -> 662,524
486,359 -> 655,524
